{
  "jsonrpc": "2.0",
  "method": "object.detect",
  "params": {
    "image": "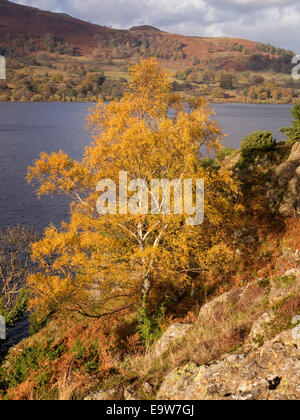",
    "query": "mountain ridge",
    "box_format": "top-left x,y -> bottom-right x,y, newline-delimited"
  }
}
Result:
0,0 -> 289,57
0,0 -> 114,53
0,0 -> 298,104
